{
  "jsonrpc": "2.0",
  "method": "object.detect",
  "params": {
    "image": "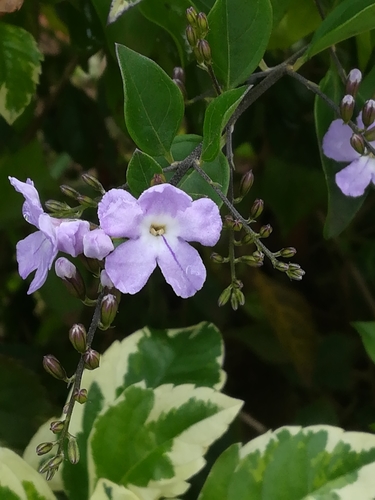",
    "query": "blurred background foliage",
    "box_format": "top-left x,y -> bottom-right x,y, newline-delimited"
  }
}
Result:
1,0 -> 375,496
